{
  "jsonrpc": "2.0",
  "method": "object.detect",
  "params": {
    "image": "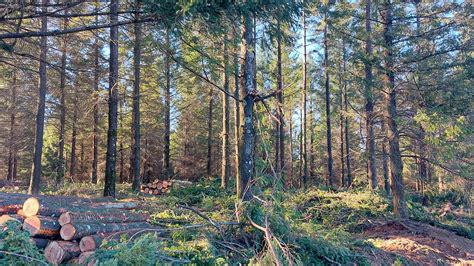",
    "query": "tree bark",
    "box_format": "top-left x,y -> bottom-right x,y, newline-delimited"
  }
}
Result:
131,0 -> 142,192
206,87 -> 214,177
60,221 -> 150,240
70,82 -> 78,178
57,7 -> 68,187
343,53 -> 353,187
163,28 -> 171,180
339,68 -> 345,187
301,13 -> 308,187
221,33 -> 230,189
415,2 -> 428,190
59,211 -> 149,226
91,4 -> 100,184
275,19 -> 285,183
233,39 -> 241,186
0,200 -> 23,214
289,110 -> 294,186
104,0 -> 119,197
44,241 -> 80,265
80,141 -> 85,174
79,228 -> 164,252
118,97 -> 125,183
29,0 -> 48,195
23,216 -> 61,238
382,0 -> 407,219
240,13 -> 256,201
365,0 -> 378,191
7,71 -> 17,182
324,19 -> 334,187
381,120 -> 391,195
